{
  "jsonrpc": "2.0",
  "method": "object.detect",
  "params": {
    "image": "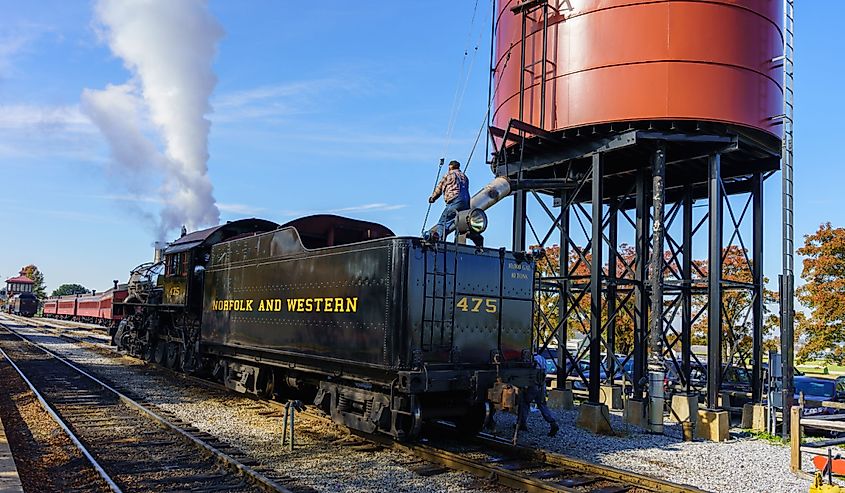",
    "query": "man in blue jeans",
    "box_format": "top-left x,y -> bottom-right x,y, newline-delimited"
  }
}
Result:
517,352 -> 559,437
428,160 -> 470,241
